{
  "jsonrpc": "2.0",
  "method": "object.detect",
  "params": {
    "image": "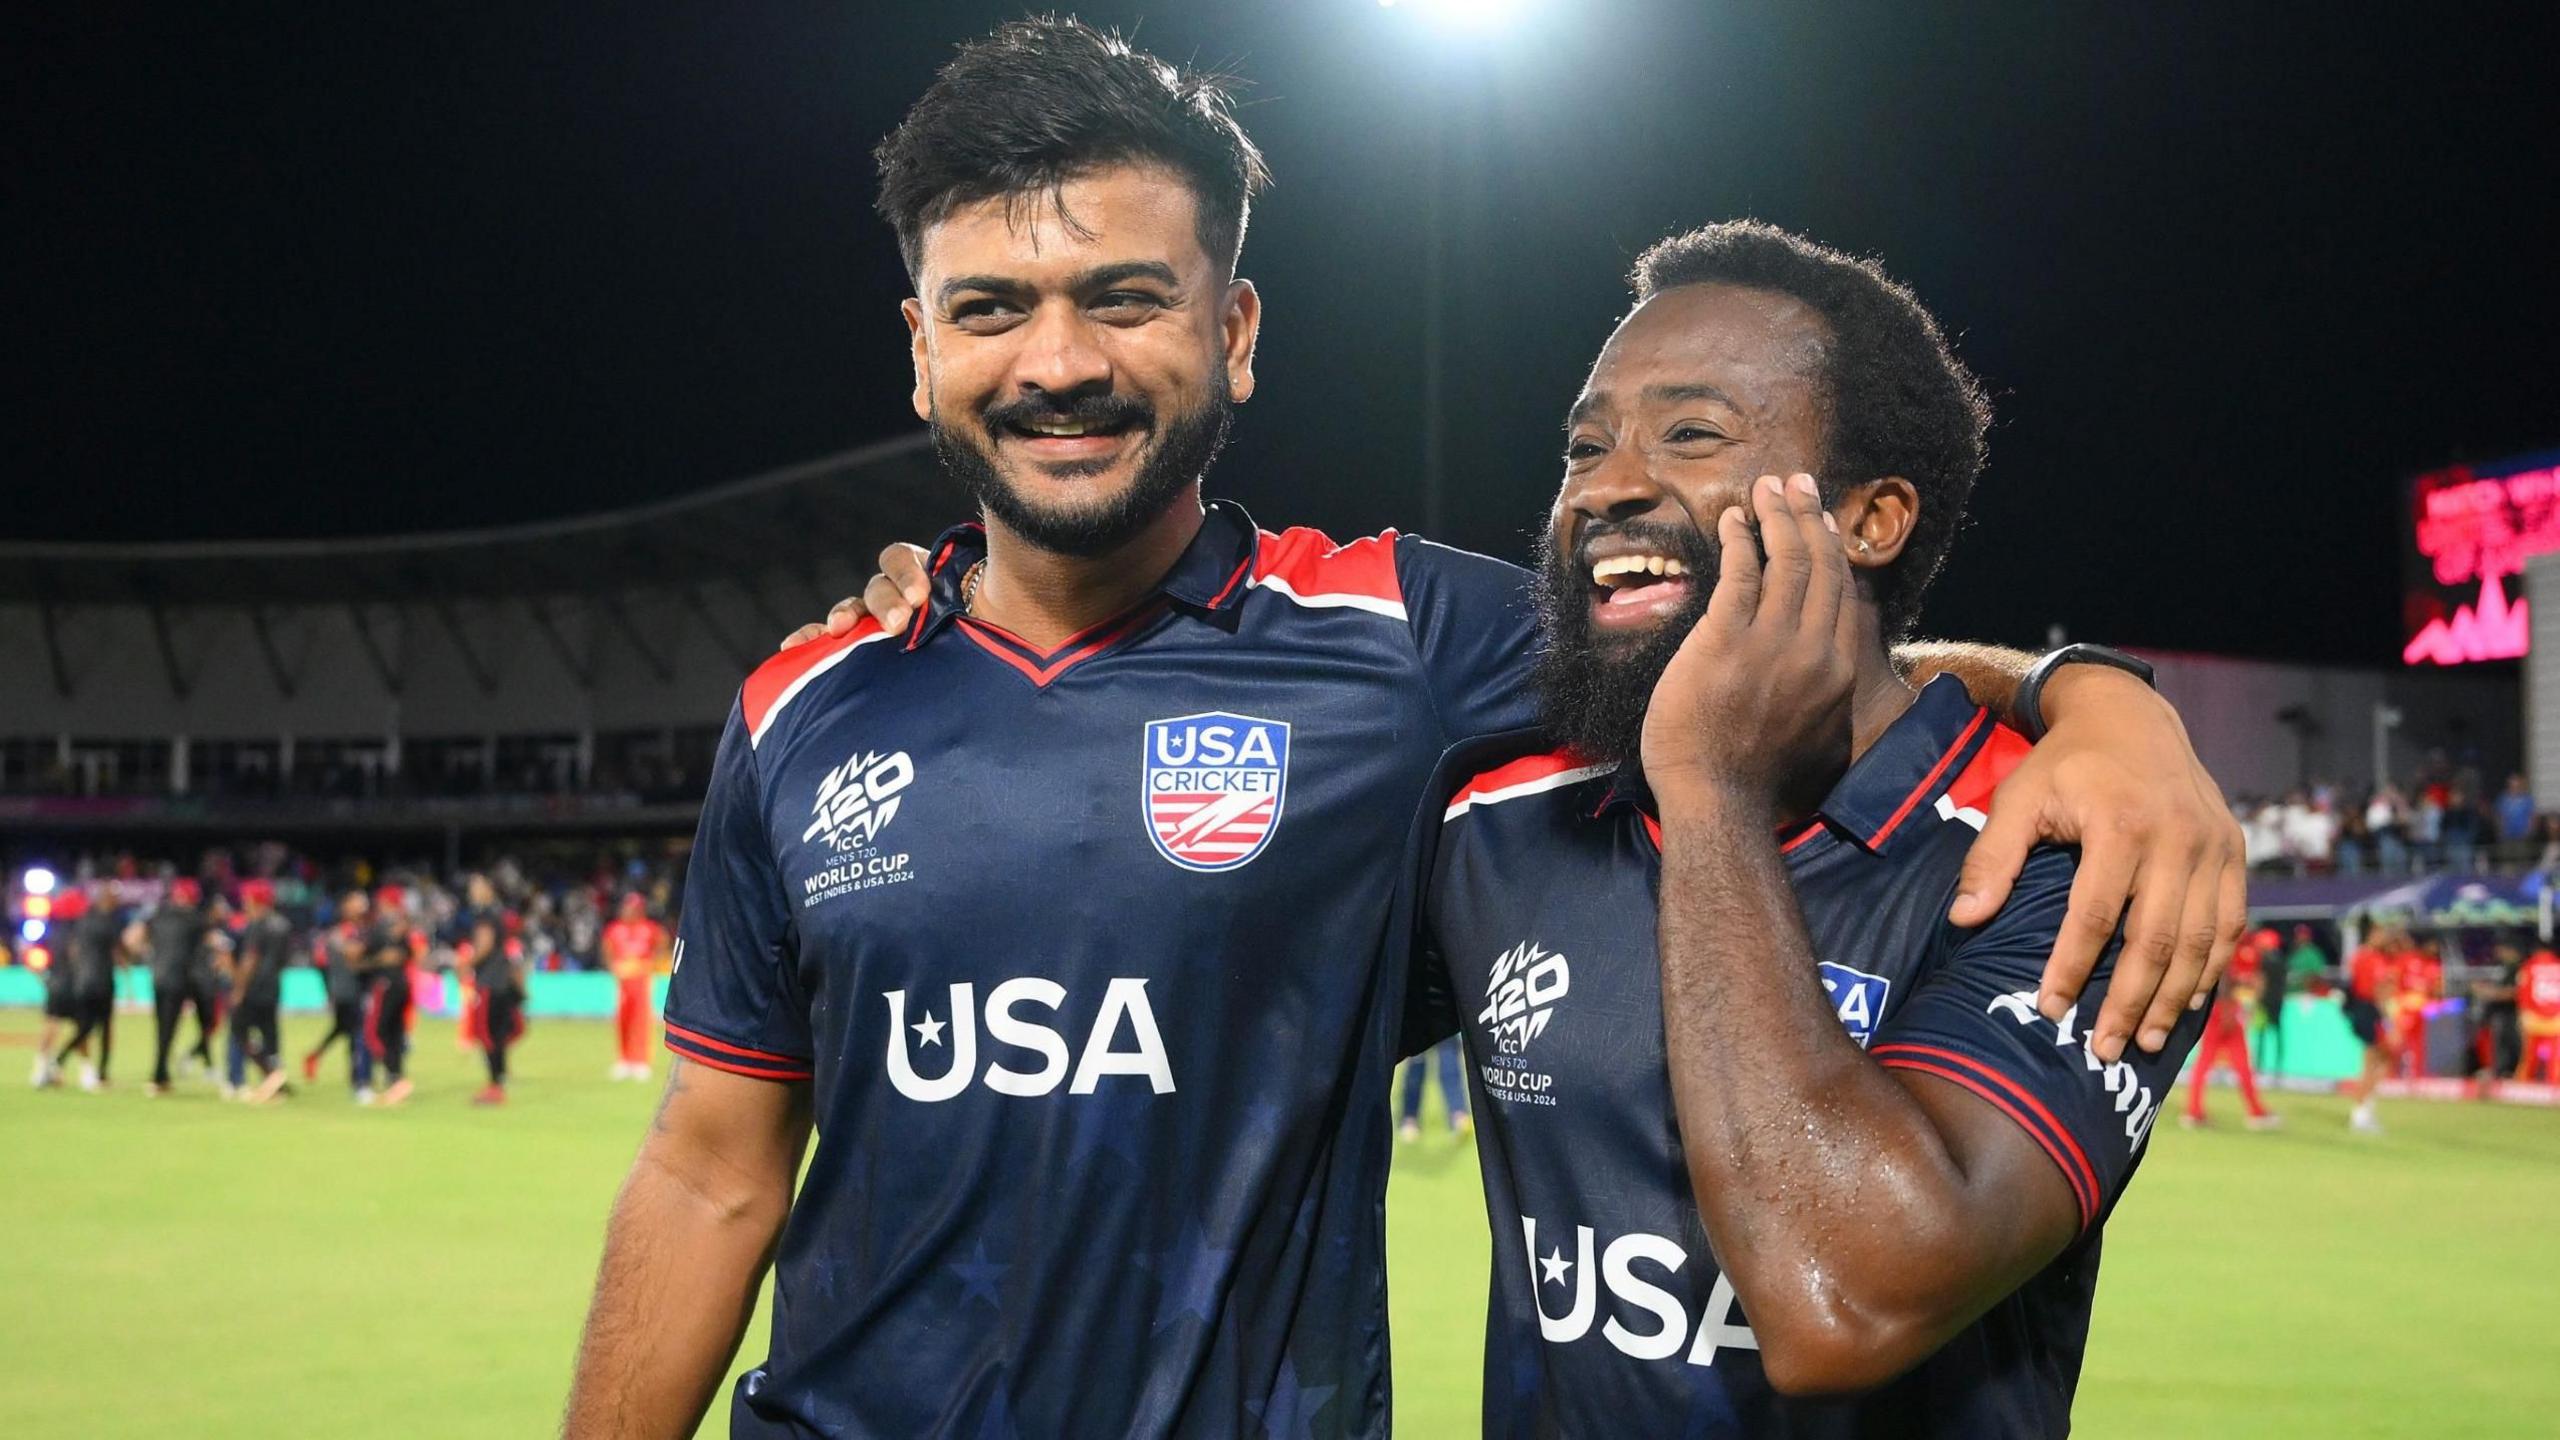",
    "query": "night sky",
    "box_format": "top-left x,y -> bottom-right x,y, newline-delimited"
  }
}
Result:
10,3 -> 2556,665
